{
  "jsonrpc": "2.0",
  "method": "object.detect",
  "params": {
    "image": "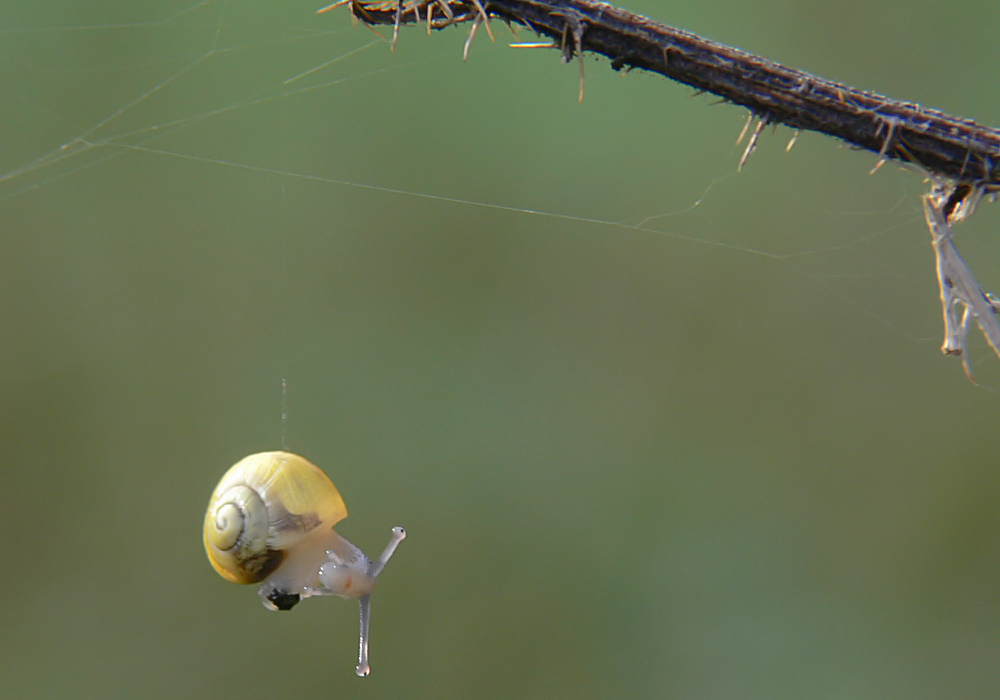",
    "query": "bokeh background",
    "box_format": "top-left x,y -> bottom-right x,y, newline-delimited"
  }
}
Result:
3,0 -> 1000,697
